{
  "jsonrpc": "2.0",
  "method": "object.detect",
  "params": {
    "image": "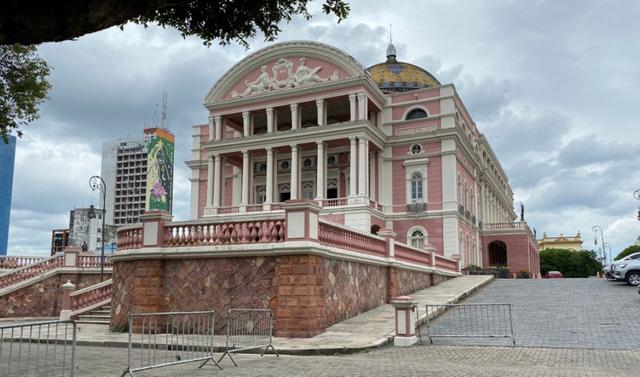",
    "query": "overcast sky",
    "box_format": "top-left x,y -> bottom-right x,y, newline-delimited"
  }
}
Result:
7,0 -> 640,259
